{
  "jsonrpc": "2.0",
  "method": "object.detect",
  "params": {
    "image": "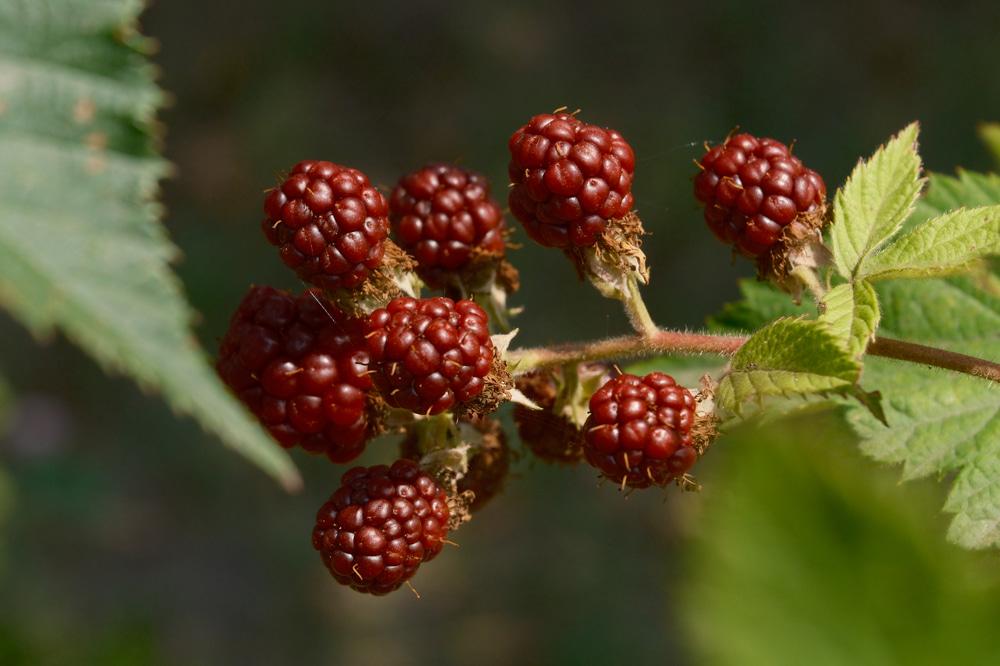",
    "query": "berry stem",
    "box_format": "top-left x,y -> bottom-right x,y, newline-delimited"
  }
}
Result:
621,274 -> 659,337
506,330 -> 1000,384
506,330 -> 746,371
